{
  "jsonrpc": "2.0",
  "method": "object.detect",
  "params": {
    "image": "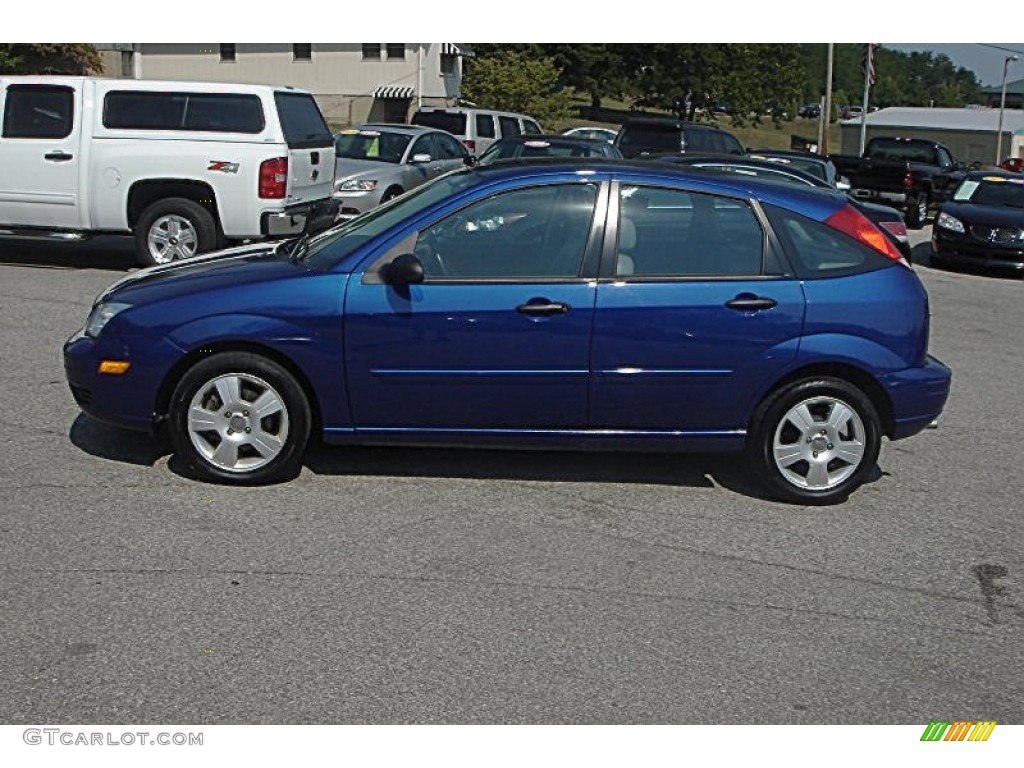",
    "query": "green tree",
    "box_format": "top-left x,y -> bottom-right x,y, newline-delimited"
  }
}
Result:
461,50 -> 572,126
0,44 -> 101,75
